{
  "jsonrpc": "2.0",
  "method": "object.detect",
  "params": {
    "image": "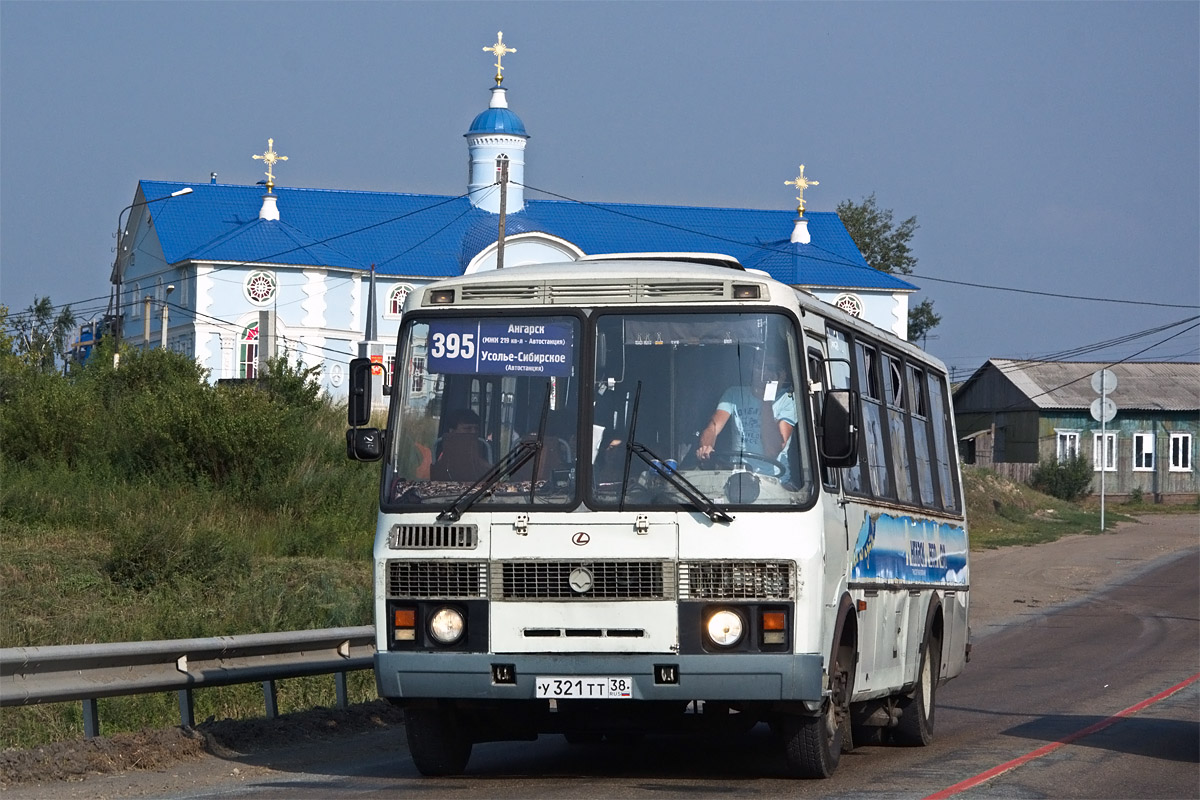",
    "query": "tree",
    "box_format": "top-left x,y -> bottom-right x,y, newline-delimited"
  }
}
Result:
836,194 -> 940,343
9,296 -> 76,373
